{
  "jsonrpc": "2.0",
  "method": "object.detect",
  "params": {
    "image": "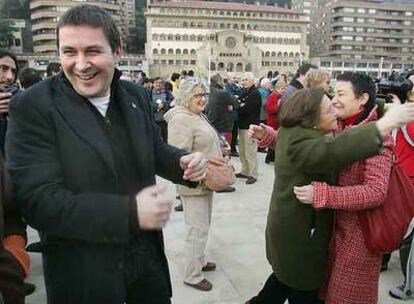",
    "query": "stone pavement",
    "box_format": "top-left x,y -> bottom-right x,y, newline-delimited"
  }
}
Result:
26,153 -> 411,303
